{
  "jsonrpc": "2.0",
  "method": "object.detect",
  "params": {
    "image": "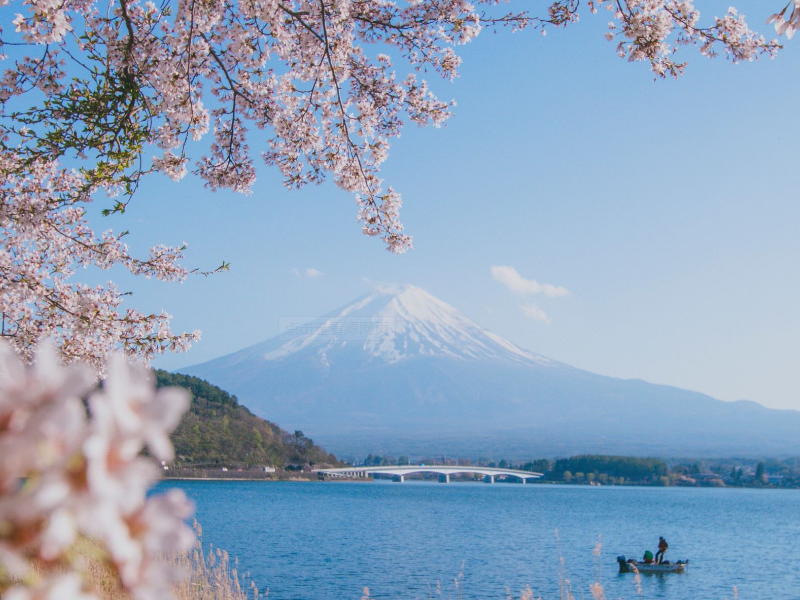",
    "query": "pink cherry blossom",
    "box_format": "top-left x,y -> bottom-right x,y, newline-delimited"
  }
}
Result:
0,0 -> 788,358
768,1 -> 800,39
0,343 -> 195,600
0,152 -> 200,369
